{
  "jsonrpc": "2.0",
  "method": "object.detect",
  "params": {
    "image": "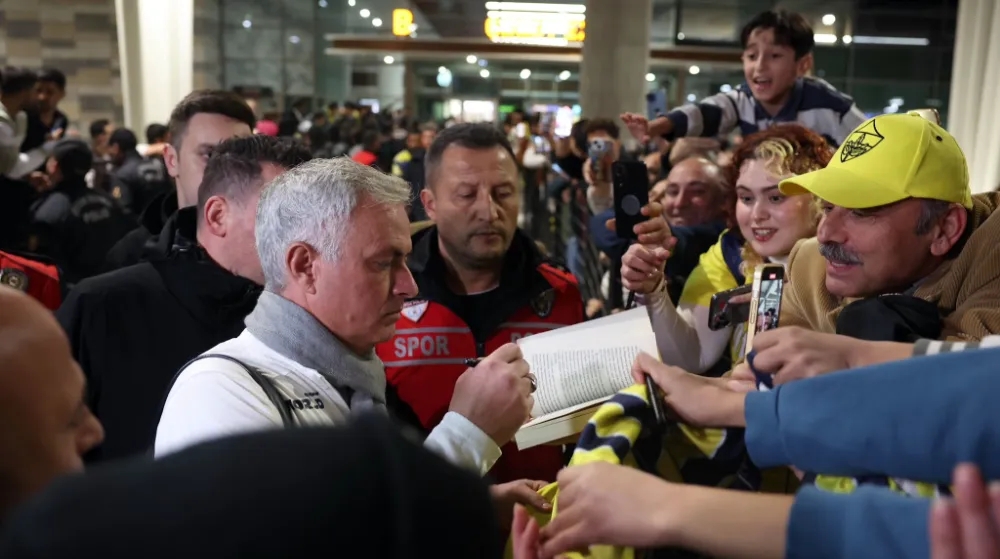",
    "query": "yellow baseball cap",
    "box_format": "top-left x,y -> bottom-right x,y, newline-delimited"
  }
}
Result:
779,112 -> 972,210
